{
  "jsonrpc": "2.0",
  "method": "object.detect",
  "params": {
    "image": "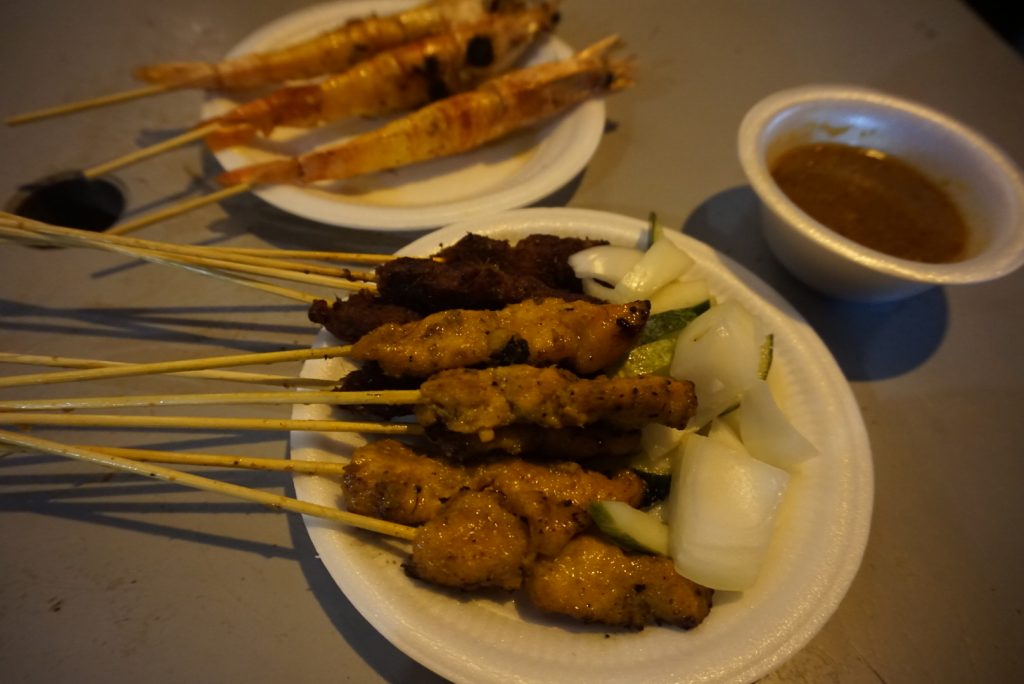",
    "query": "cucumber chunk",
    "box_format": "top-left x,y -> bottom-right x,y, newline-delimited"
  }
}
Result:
589,500 -> 670,556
